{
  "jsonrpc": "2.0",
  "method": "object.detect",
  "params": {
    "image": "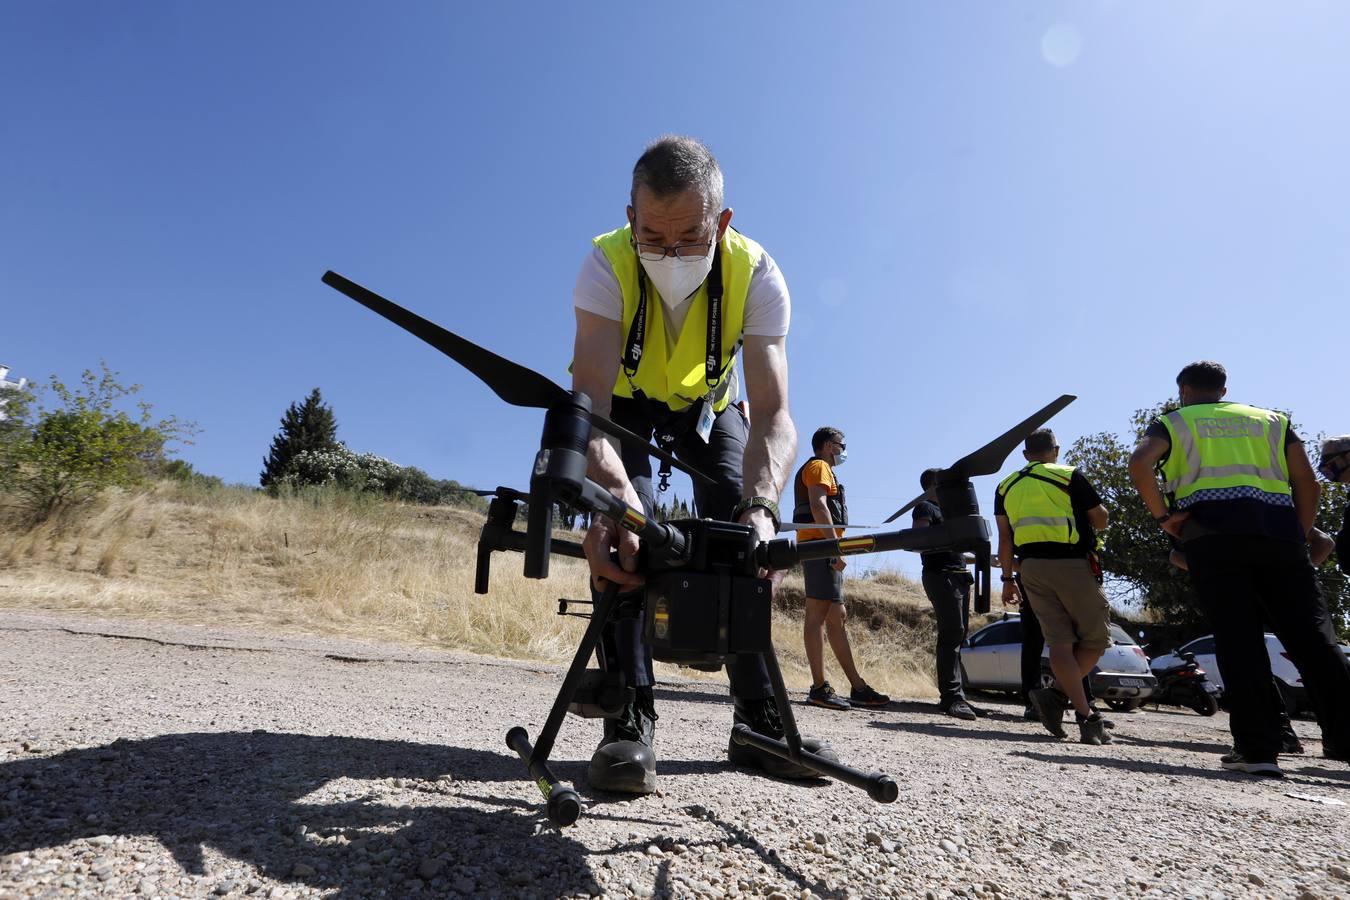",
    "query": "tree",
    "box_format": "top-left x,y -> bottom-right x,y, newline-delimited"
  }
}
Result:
1,363 -> 193,520
1067,401 -> 1350,637
260,388 -> 339,488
